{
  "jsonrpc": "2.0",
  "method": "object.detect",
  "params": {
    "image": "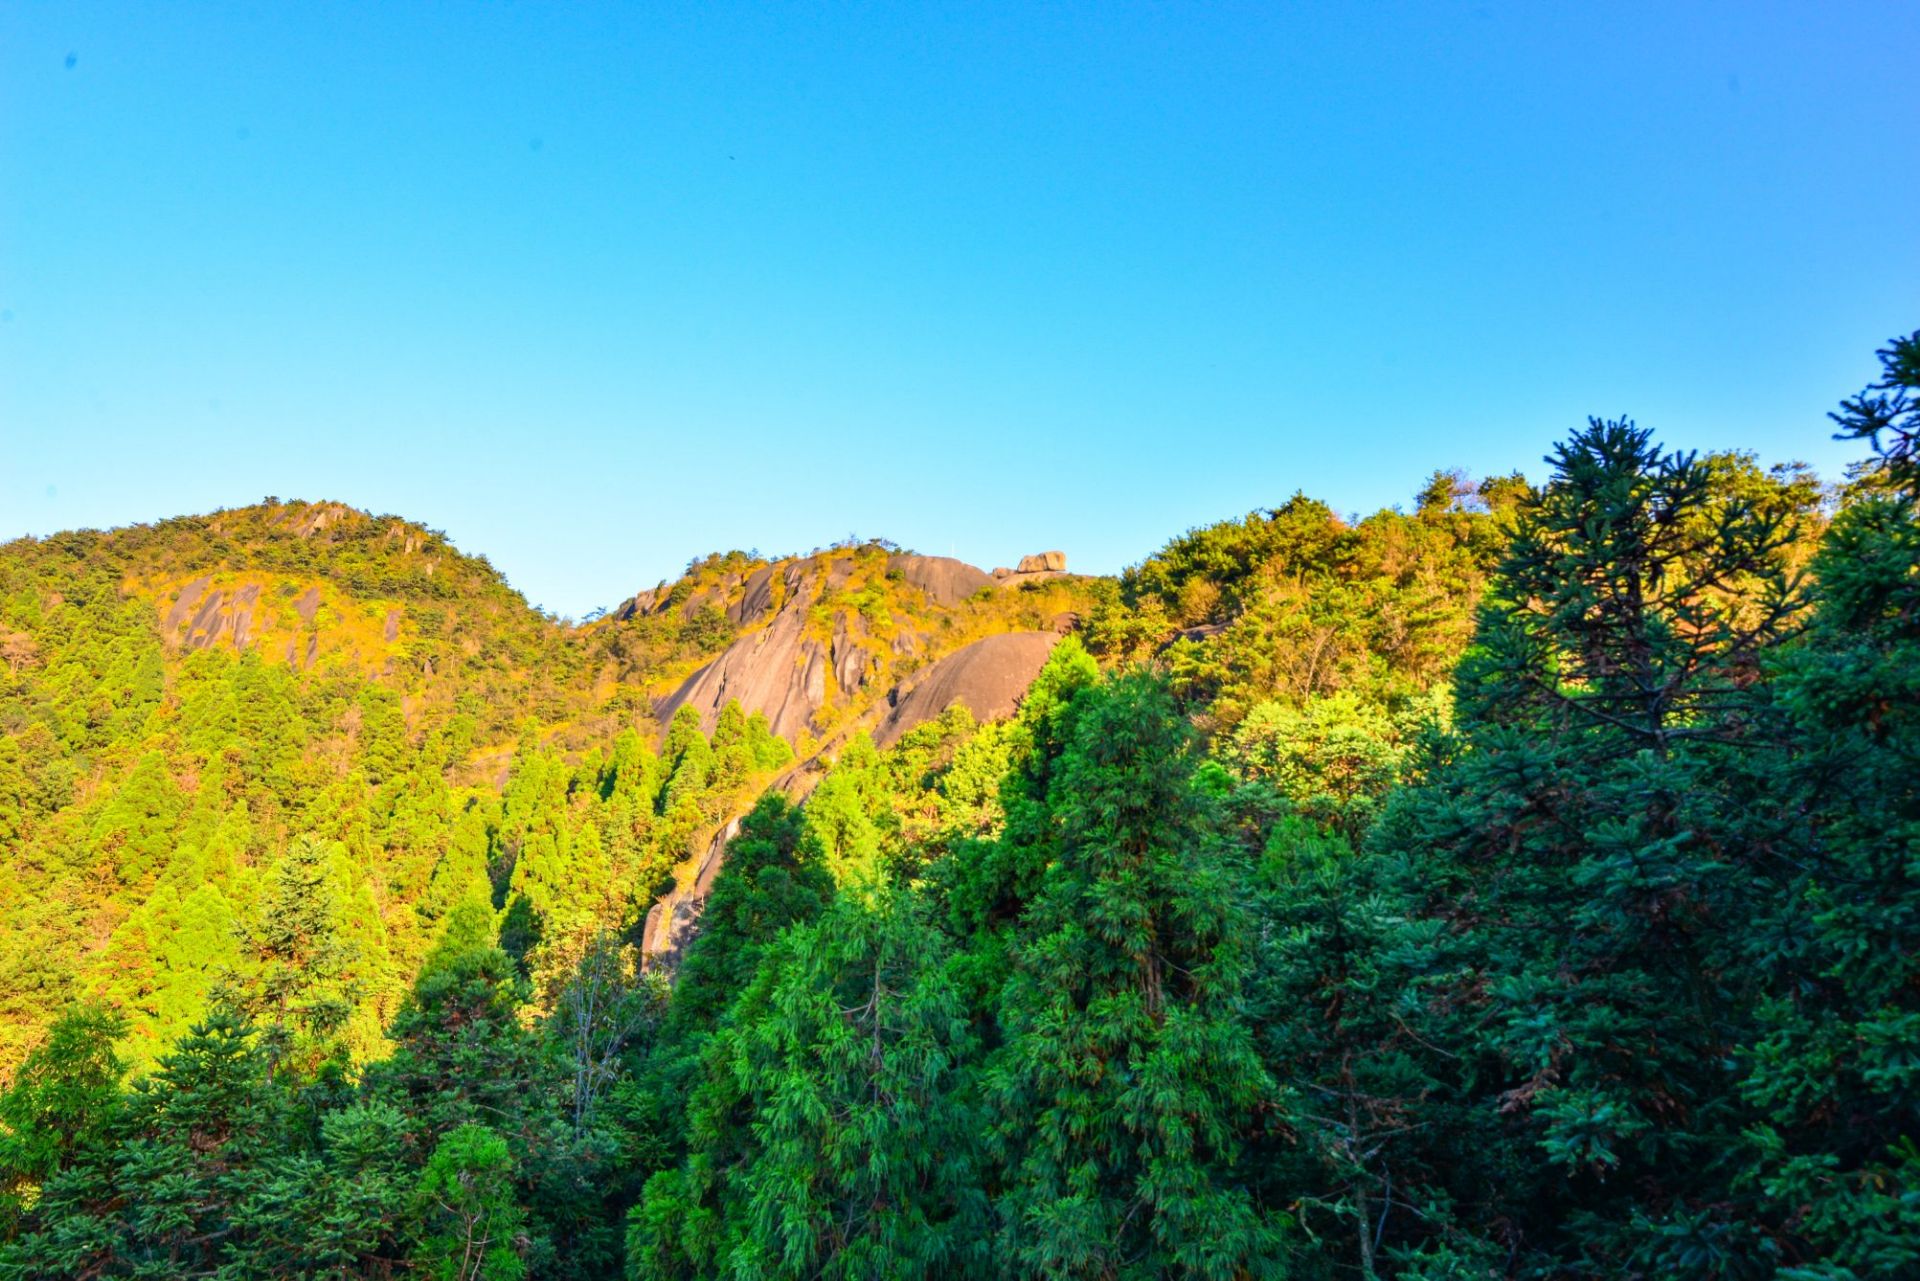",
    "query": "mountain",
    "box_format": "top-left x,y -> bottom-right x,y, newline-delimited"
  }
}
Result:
605,544 -> 1088,747
1,335 -> 1910,1280
0,503 -> 1100,1072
